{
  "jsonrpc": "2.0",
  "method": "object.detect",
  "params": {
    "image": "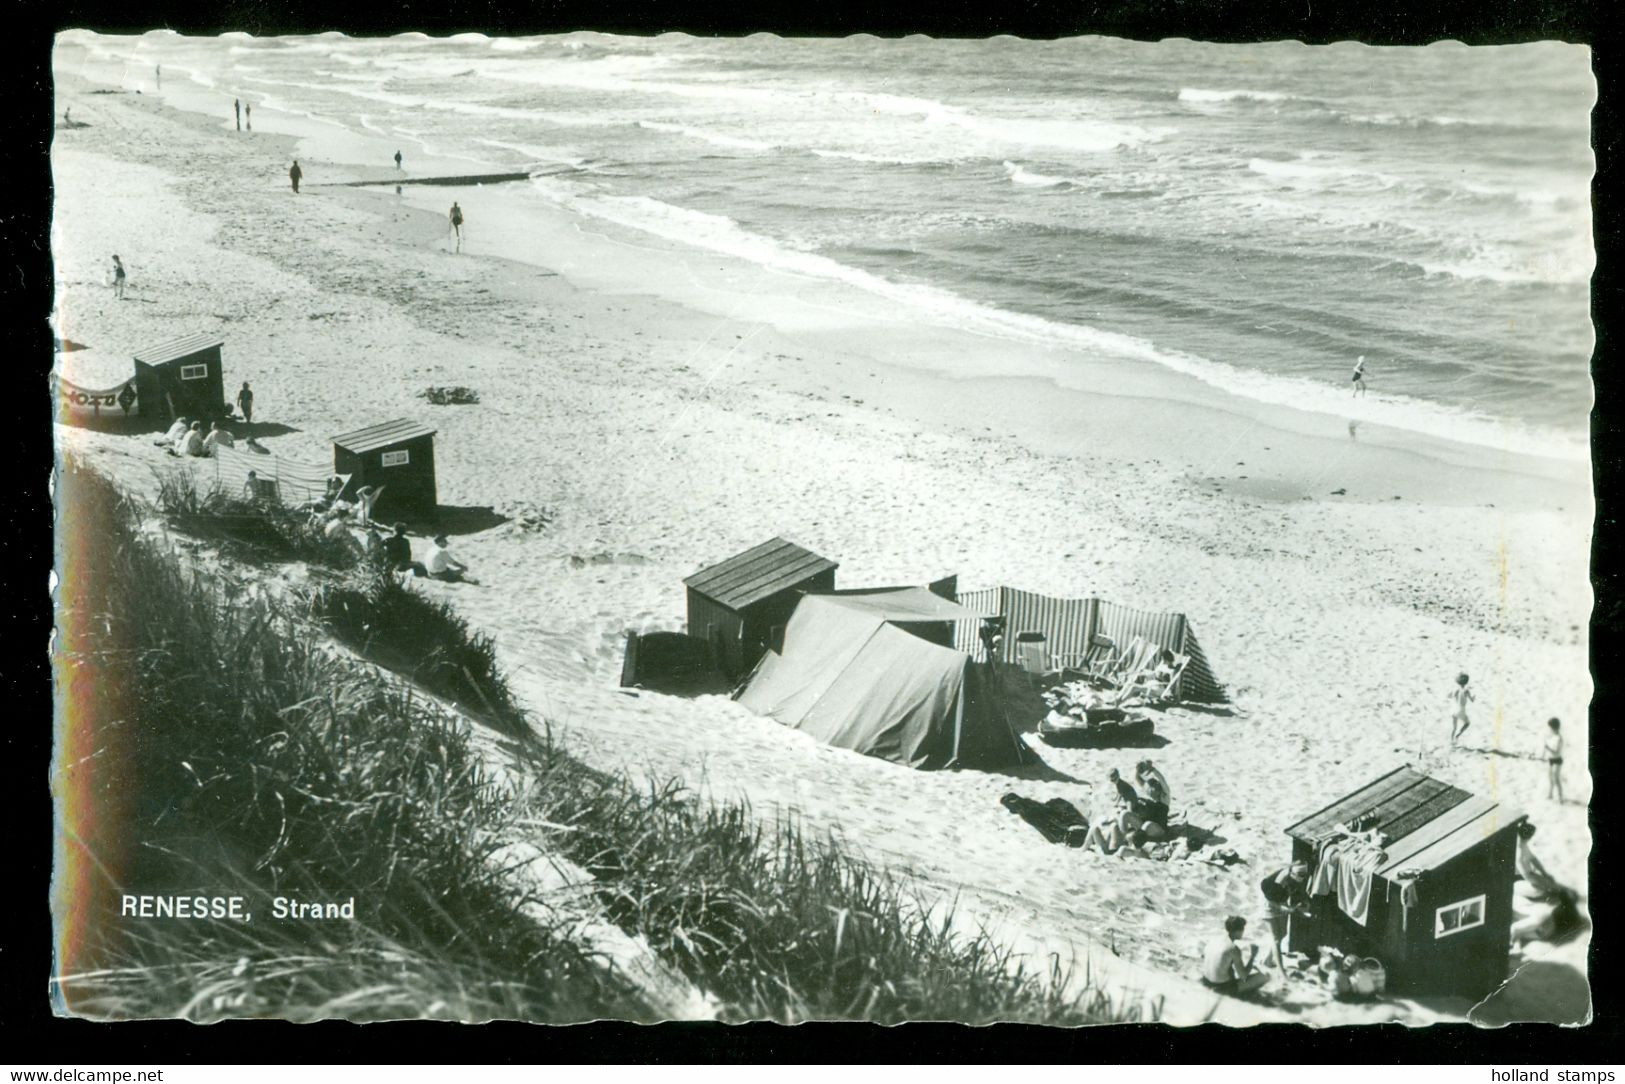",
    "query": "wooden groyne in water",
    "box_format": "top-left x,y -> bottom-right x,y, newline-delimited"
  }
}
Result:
335,172 -> 533,188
